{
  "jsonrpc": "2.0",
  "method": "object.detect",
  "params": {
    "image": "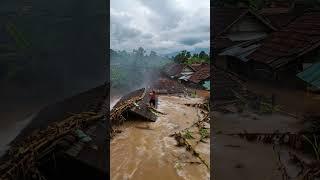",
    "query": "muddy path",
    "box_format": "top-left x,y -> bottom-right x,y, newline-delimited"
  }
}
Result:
111,95 -> 210,180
